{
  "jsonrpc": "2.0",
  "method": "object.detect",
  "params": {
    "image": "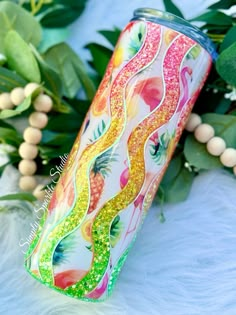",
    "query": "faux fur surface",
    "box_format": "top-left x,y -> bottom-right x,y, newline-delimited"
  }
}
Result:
1,1 -> 236,314
1,167 -> 236,315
